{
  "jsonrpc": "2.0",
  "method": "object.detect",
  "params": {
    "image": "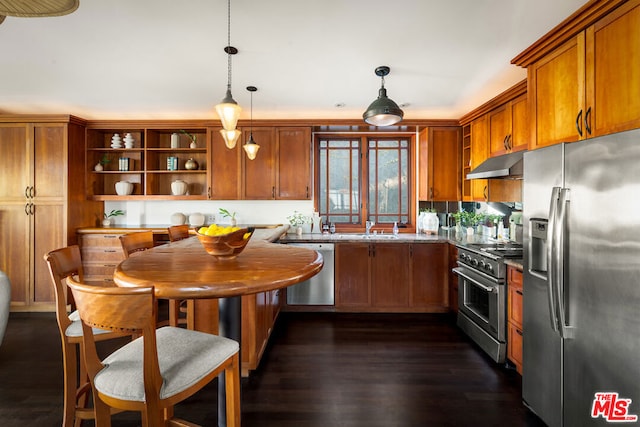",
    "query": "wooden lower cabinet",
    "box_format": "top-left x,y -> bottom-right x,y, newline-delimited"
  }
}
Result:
335,242 -> 449,312
241,289 -> 281,376
507,265 -> 523,374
